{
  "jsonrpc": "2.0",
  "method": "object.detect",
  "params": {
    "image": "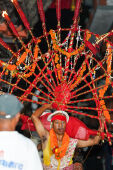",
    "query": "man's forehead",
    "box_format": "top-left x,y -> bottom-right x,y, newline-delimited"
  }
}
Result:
53,119 -> 66,122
